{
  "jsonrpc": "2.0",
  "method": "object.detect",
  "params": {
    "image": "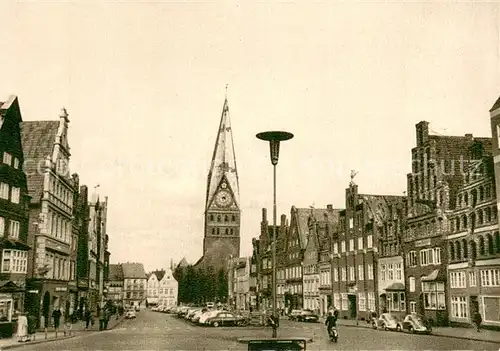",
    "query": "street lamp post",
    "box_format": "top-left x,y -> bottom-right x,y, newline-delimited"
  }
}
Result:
256,131 -> 294,338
